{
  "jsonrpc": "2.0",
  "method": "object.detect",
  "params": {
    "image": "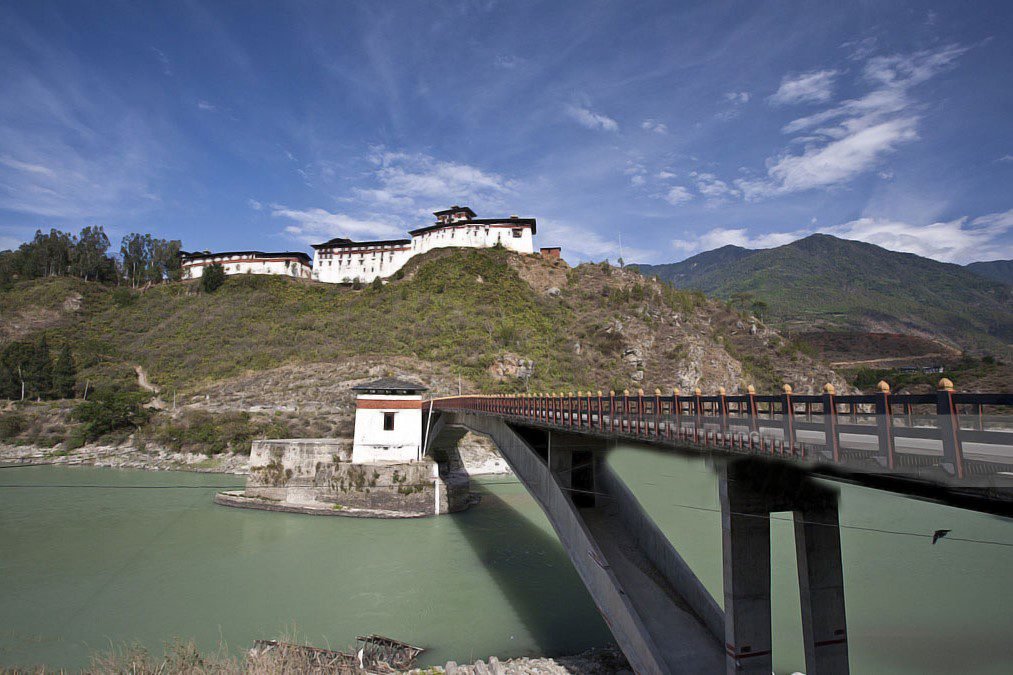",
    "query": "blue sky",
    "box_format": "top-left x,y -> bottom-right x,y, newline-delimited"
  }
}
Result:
1,0 -> 1011,264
